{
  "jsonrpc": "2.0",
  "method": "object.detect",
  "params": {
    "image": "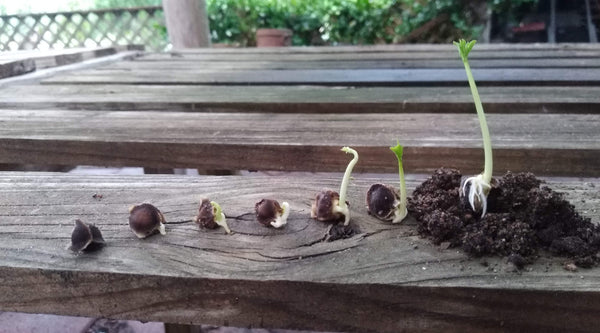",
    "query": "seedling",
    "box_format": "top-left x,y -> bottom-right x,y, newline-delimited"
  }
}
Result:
454,39 -> 493,217
128,203 -> 166,238
366,142 -> 408,223
194,198 -> 231,234
311,146 -> 359,225
70,219 -> 105,252
255,199 -> 290,228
